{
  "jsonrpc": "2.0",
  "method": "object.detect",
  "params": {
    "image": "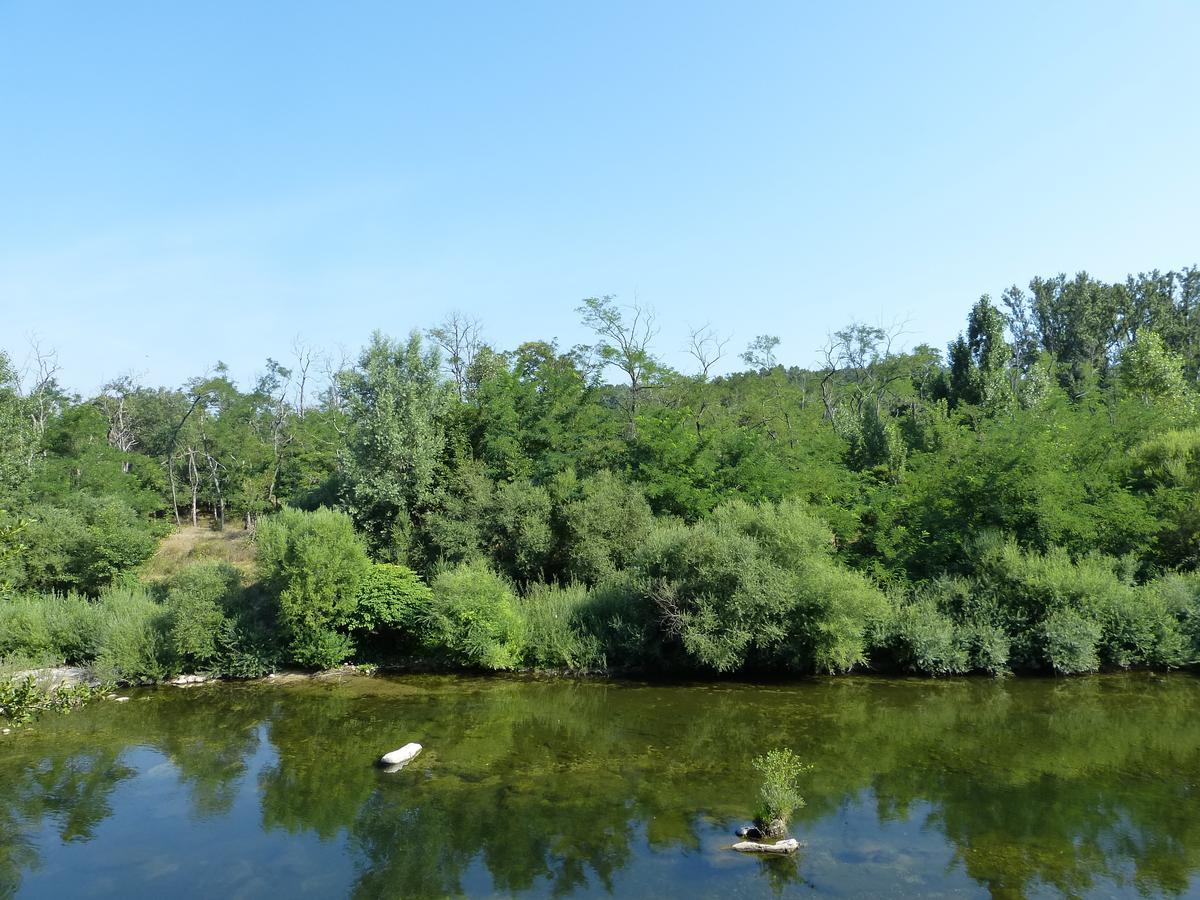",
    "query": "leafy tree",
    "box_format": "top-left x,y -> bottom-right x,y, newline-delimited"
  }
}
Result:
339,331 -> 453,556
1119,330 -> 1195,421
